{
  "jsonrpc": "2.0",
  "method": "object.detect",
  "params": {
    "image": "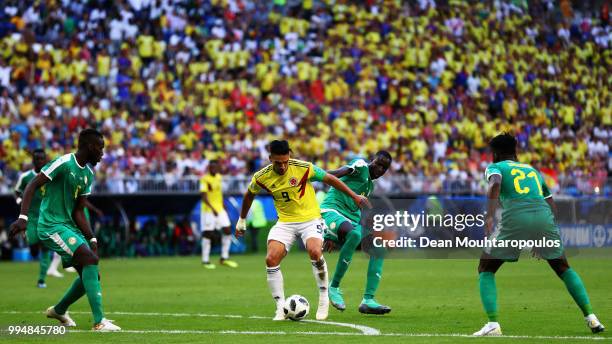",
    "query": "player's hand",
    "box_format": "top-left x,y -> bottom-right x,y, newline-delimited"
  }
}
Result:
323,239 -> 336,253
484,216 -> 495,236
94,209 -> 104,218
235,217 -> 246,237
9,219 -> 27,239
352,195 -> 372,209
